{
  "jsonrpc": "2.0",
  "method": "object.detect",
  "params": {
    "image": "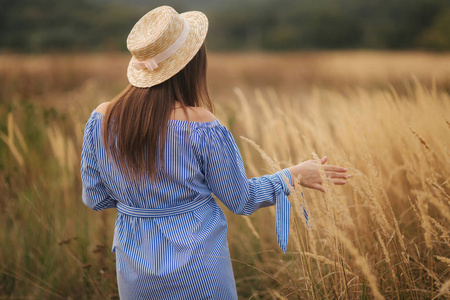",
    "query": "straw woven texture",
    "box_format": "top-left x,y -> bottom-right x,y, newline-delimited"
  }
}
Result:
126,6 -> 208,88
